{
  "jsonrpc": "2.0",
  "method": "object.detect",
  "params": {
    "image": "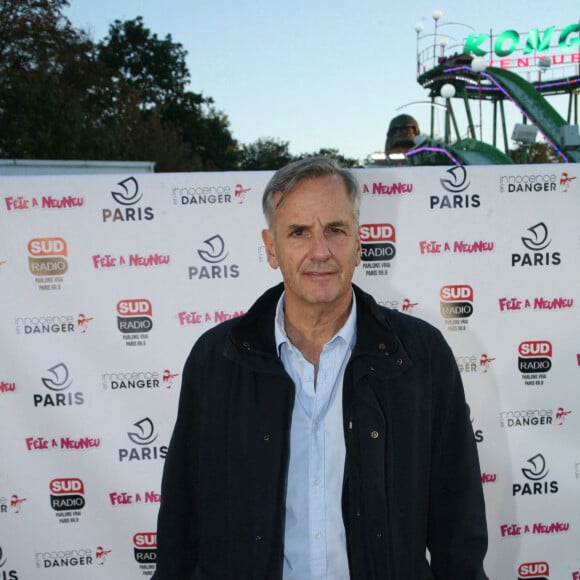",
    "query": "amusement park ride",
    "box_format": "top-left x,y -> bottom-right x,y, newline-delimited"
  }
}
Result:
385,11 -> 580,165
